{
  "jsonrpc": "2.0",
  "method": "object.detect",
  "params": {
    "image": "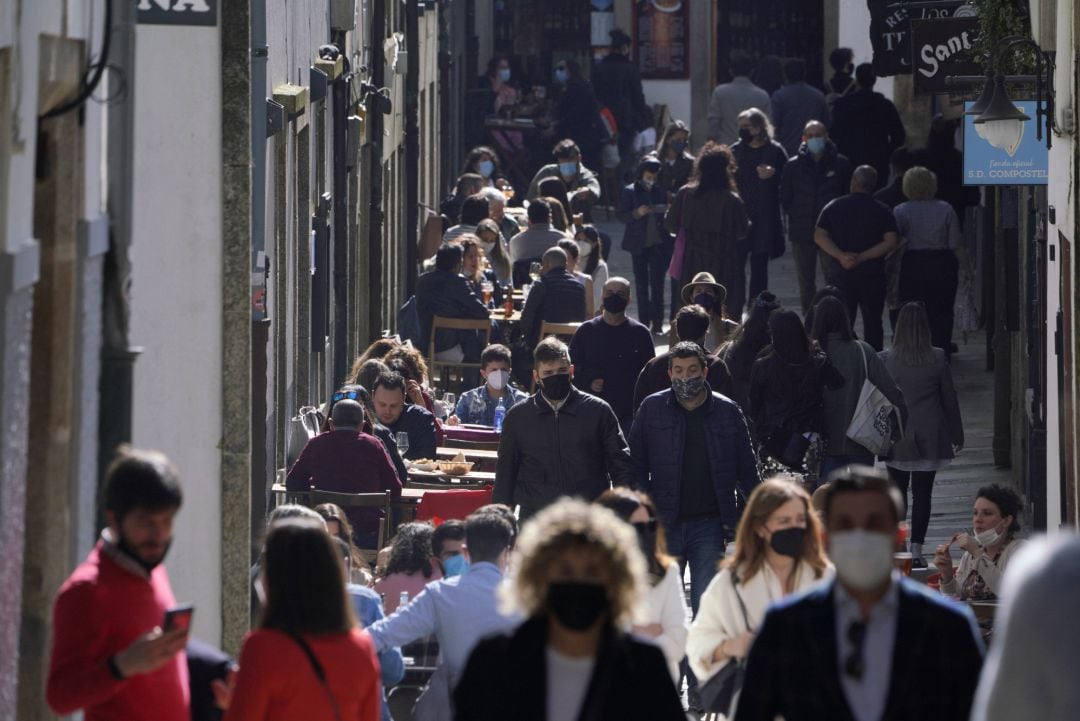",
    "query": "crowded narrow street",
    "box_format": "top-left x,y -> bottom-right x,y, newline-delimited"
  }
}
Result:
3,2 -> 1078,721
